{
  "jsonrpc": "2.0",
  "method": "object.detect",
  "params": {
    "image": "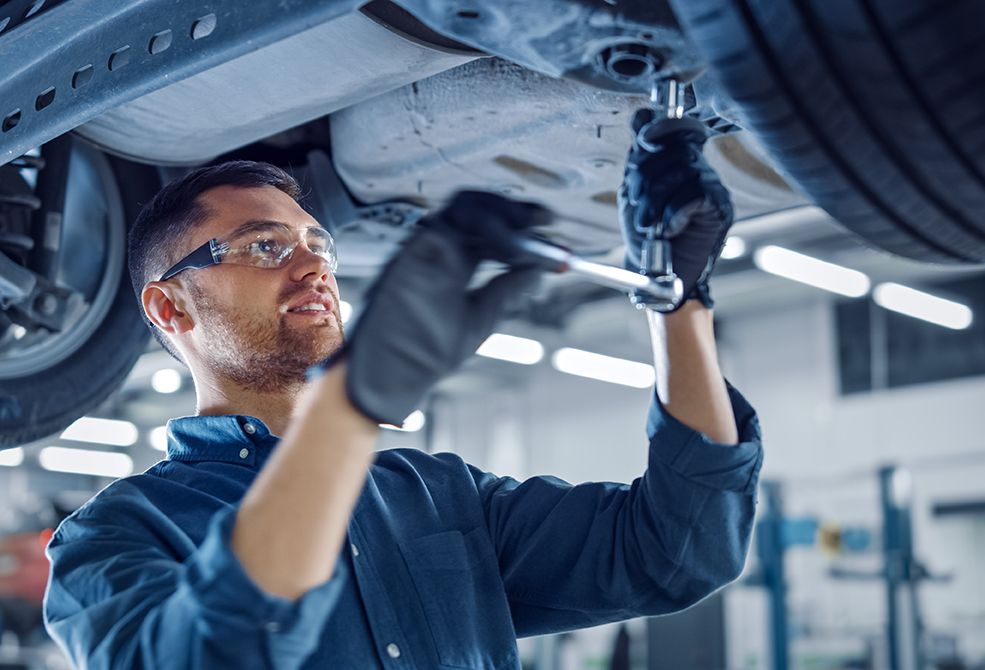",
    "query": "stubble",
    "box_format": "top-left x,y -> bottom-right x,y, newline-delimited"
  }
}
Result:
187,281 -> 344,393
